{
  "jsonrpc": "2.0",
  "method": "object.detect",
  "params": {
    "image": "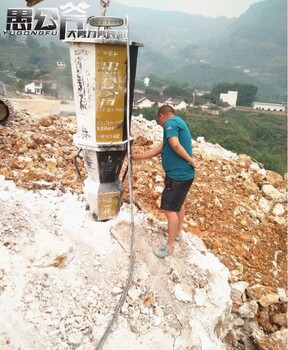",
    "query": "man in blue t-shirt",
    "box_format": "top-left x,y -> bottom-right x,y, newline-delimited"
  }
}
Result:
132,105 -> 196,258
